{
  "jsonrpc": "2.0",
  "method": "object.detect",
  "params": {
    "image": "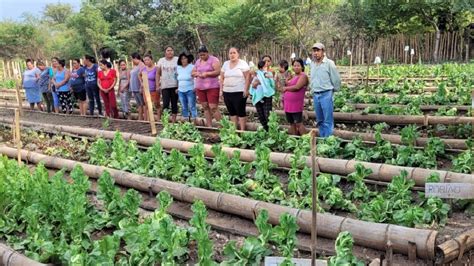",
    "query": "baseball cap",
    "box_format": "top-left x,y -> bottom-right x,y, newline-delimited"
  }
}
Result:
312,43 -> 325,50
